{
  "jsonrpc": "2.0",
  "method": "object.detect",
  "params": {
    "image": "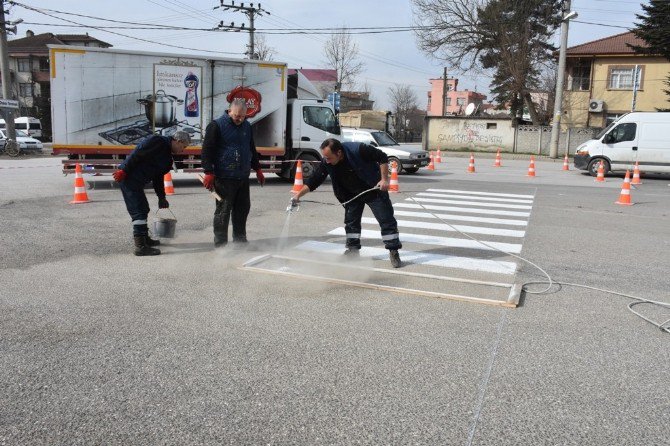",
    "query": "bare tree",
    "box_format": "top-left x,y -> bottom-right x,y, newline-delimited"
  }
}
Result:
254,34 -> 276,61
323,28 -> 365,91
388,84 -> 418,137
